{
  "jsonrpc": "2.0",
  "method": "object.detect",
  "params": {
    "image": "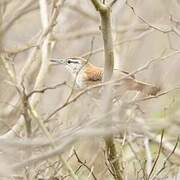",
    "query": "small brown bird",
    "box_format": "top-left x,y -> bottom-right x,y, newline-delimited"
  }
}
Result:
50,57 -> 159,96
